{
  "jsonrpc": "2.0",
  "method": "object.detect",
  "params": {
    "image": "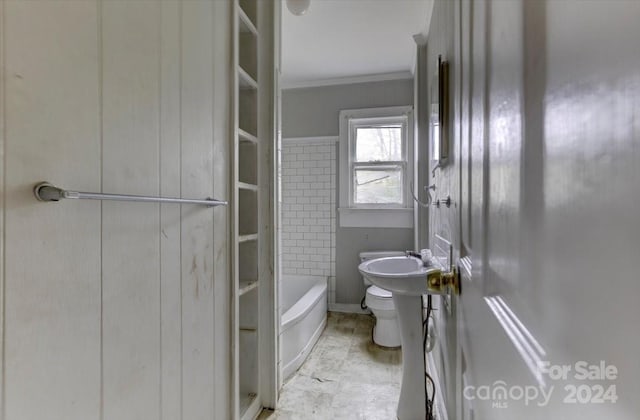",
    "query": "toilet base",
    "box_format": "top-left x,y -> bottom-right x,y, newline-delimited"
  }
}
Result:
372,317 -> 402,348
